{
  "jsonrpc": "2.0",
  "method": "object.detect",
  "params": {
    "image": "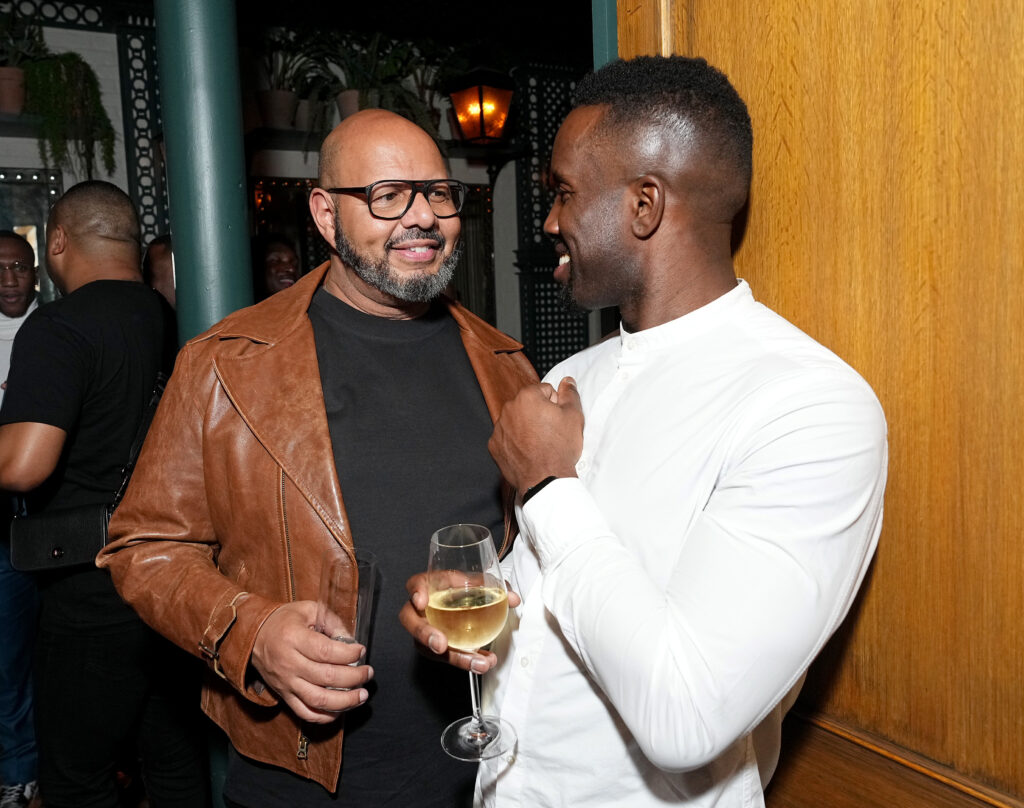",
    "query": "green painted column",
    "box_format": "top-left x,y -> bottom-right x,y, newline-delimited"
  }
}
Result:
152,4 -> 247,803
154,0 -> 252,344
591,0 -> 619,69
